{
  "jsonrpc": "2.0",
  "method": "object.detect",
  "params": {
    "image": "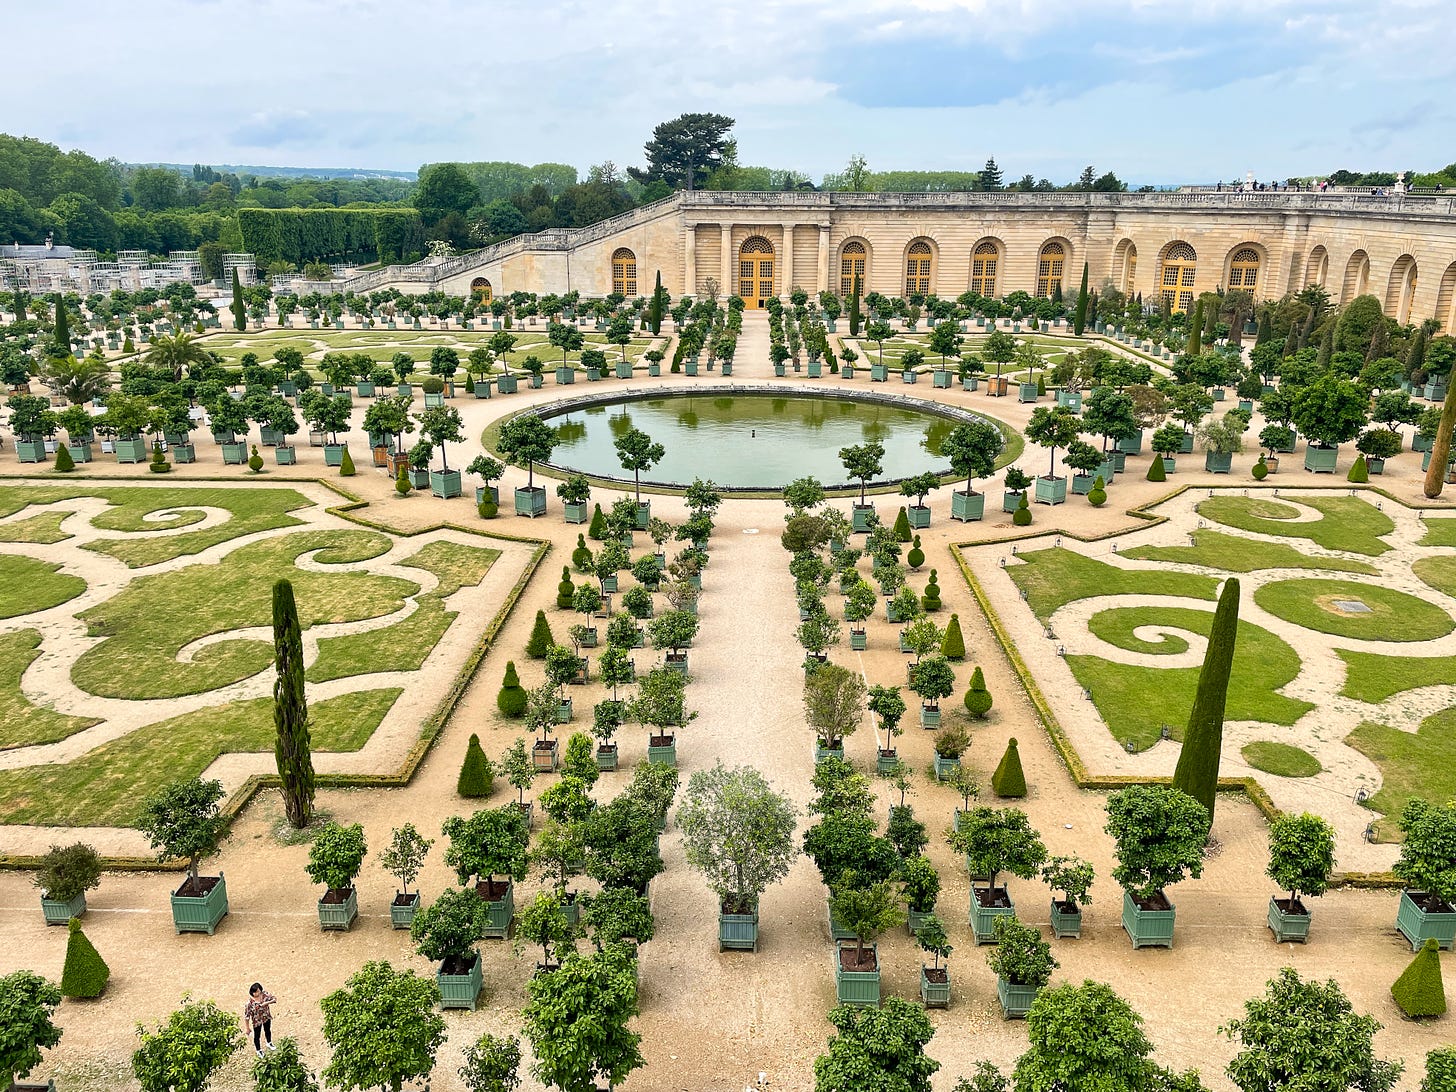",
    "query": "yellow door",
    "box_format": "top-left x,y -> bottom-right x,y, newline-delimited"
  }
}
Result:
739,238 -> 774,307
